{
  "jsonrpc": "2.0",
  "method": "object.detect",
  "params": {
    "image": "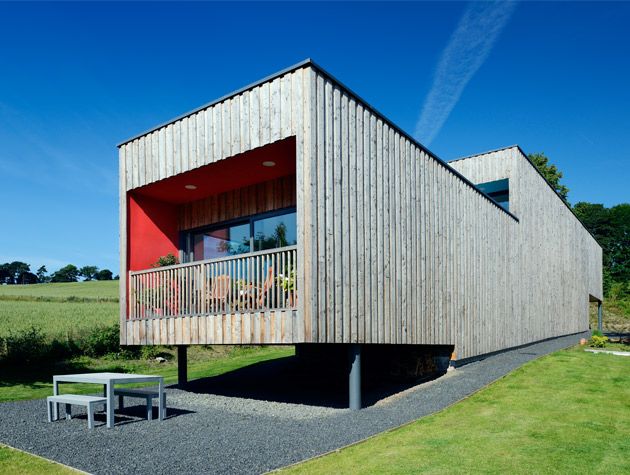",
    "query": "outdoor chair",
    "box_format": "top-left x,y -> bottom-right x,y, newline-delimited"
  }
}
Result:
256,266 -> 275,307
207,274 -> 231,312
